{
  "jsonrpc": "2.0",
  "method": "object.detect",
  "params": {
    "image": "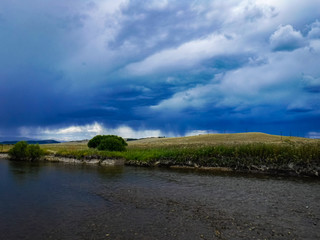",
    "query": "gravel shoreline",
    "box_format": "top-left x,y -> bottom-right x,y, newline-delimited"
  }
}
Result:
125,159 -> 320,177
